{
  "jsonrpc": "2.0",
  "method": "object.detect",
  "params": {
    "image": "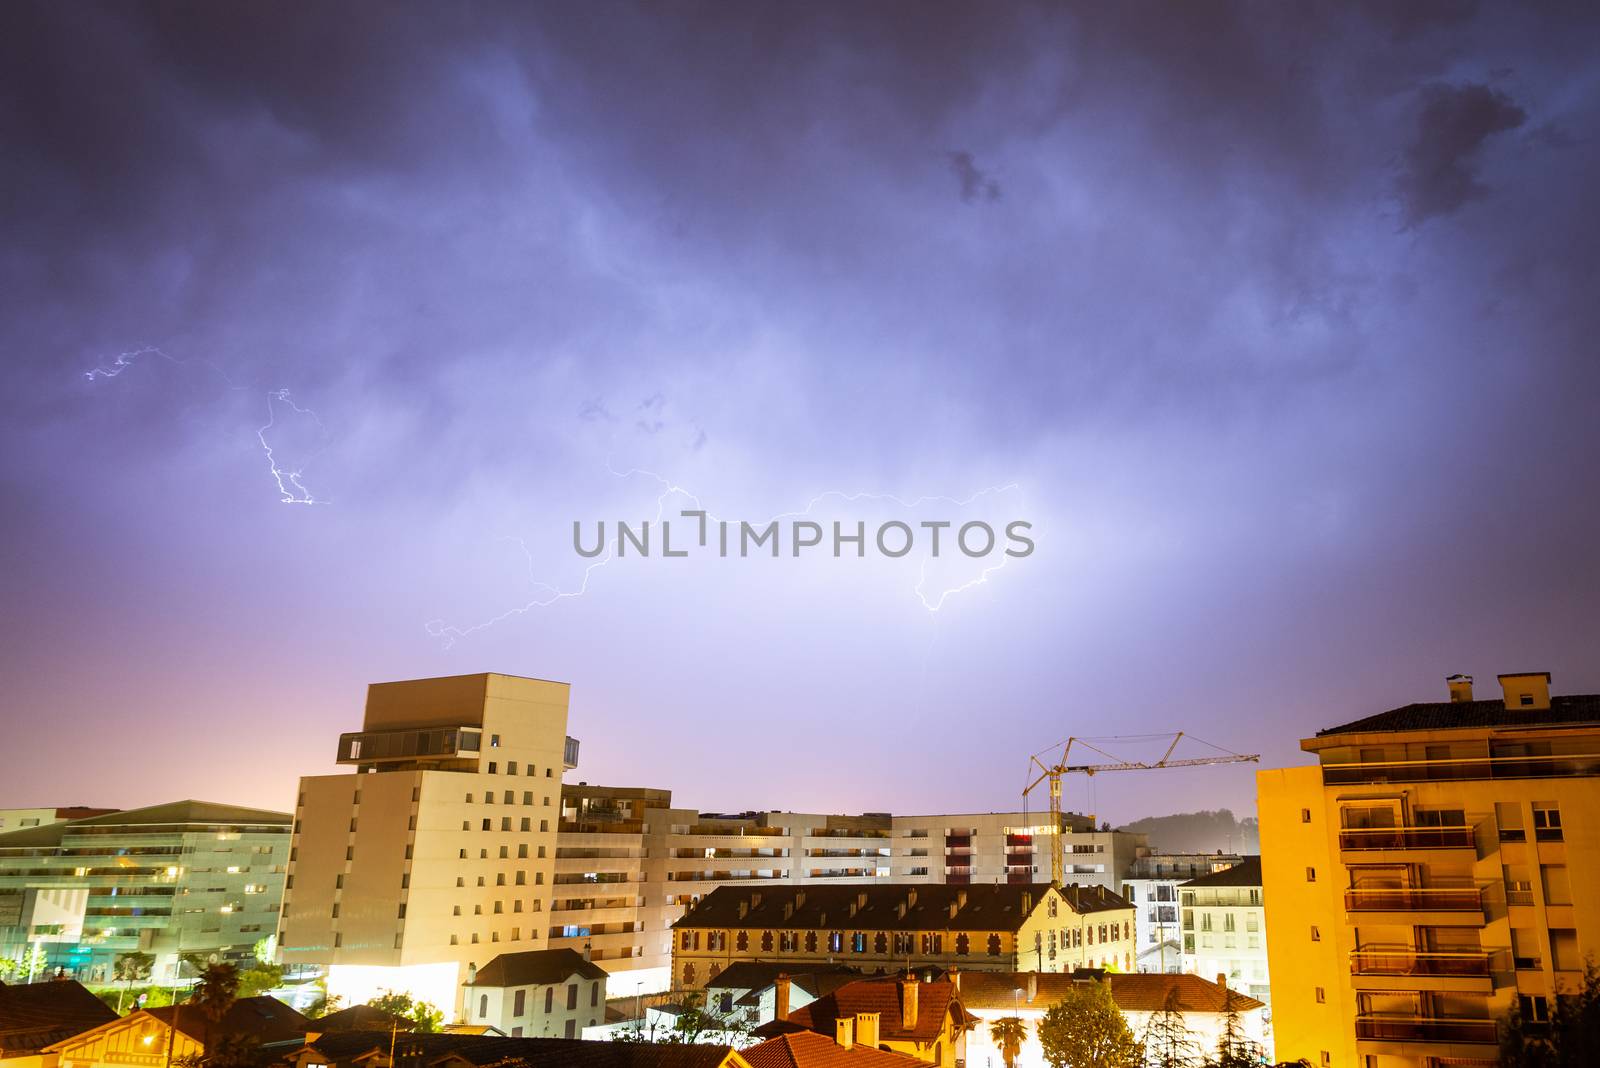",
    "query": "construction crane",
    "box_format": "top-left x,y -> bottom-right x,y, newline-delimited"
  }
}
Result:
1022,733 -> 1260,885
